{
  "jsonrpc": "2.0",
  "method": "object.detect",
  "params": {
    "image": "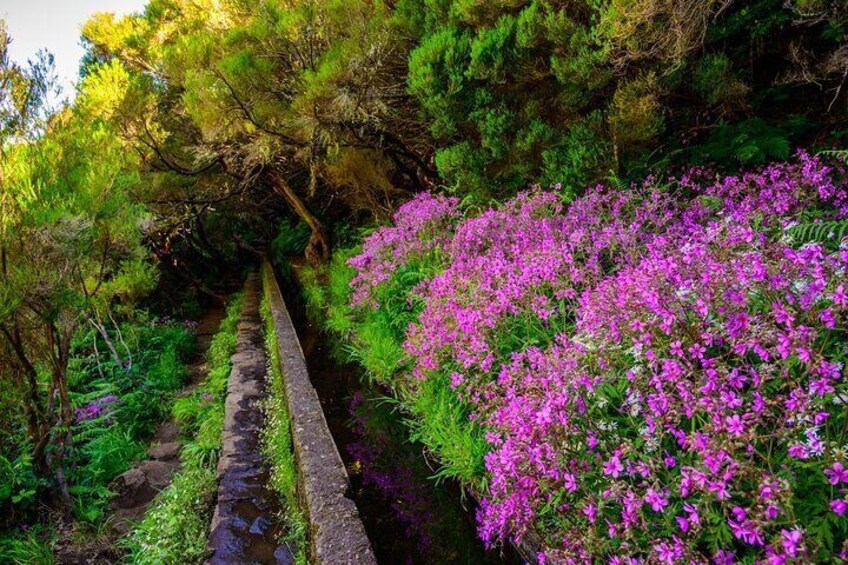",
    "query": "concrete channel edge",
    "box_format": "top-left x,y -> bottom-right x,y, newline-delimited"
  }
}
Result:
261,260 -> 377,565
